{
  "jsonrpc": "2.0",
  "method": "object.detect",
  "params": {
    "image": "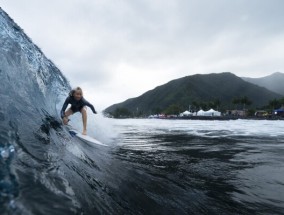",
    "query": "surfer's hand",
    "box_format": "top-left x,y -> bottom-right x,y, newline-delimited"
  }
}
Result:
63,117 -> 69,125
94,110 -> 97,114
